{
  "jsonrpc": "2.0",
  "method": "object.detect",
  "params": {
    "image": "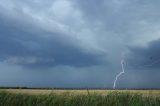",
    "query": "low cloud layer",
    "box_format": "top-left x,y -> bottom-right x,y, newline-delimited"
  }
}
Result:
0,15 -> 104,68
126,39 -> 160,70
